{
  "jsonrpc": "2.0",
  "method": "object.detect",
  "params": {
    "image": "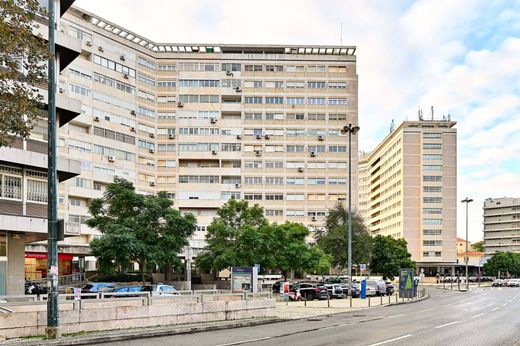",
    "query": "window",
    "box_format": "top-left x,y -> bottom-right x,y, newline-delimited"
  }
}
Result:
265,97 -> 284,104
179,79 -> 219,87
328,113 -> 347,121
423,165 -> 442,171
423,197 -> 442,203
423,208 -> 442,214
423,132 -> 442,139
138,57 -> 156,69
424,186 -> 442,192
287,97 -> 305,104
93,54 -> 135,77
328,82 -> 347,88
137,73 -> 156,86
286,81 -> 305,88
69,83 -> 91,97
265,209 -> 283,216
178,94 -> 219,103
265,193 -> 283,200
69,198 -> 81,207
286,194 -> 305,201
244,177 -> 262,185
245,65 -> 263,71
244,96 -> 263,104
286,177 -> 304,185
244,193 -> 262,200
423,218 -> 442,225
423,154 -> 442,160
423,251 -> 442,257
423,240 -> 442,246
329,145 -> 347,152
157,80 -> 177,87
286,210 -> 304,216
308,145 -> 326,153
308,81 -> 326,89
307,177 -> 326,185
328,178 -> 347,185
328,98 -> 347,105
265,177 -> 283,185
286,145 -> 304,153
423,176 -> 442,182
158,64 -> 176,71
423,229 -> 442,236
308,113 -> 326,121
286,113 -> 305,120
222,63 -> 241,71
308,97 -> 326,105
265,161 -> 283,169
265,65 -> 283,72
423,143 -> 442,150
221,191 -> 241,200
